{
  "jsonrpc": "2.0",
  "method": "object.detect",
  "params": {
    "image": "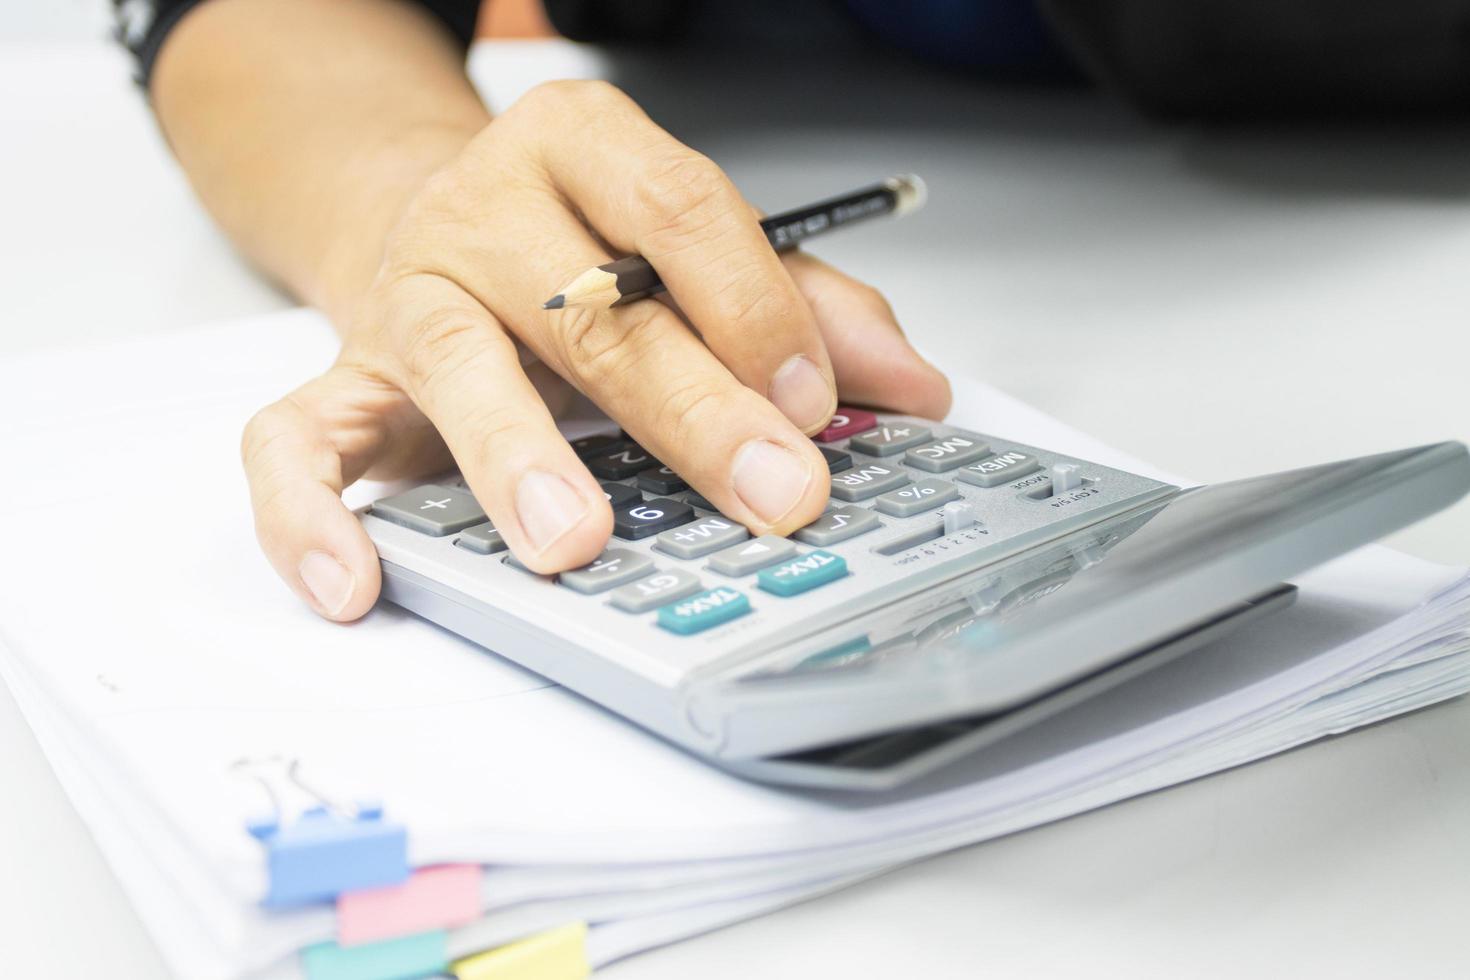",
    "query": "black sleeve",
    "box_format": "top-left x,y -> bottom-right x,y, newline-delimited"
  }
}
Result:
112,0 -> 483,88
